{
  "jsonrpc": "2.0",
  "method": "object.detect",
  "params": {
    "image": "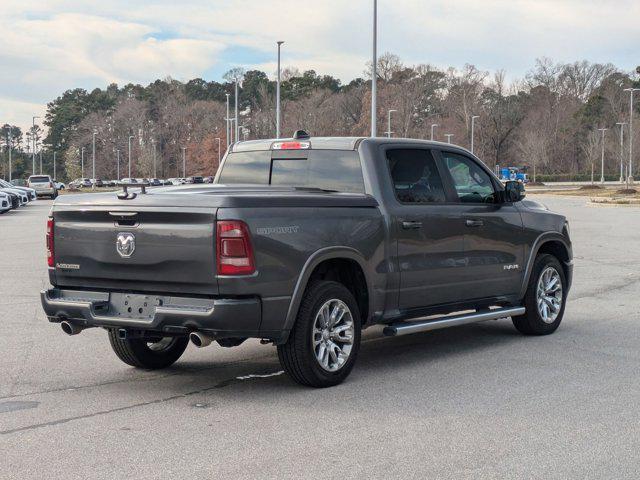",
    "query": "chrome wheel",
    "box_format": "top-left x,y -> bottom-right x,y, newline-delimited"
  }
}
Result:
536,266 -> 563,324
312,299 -> 355,372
